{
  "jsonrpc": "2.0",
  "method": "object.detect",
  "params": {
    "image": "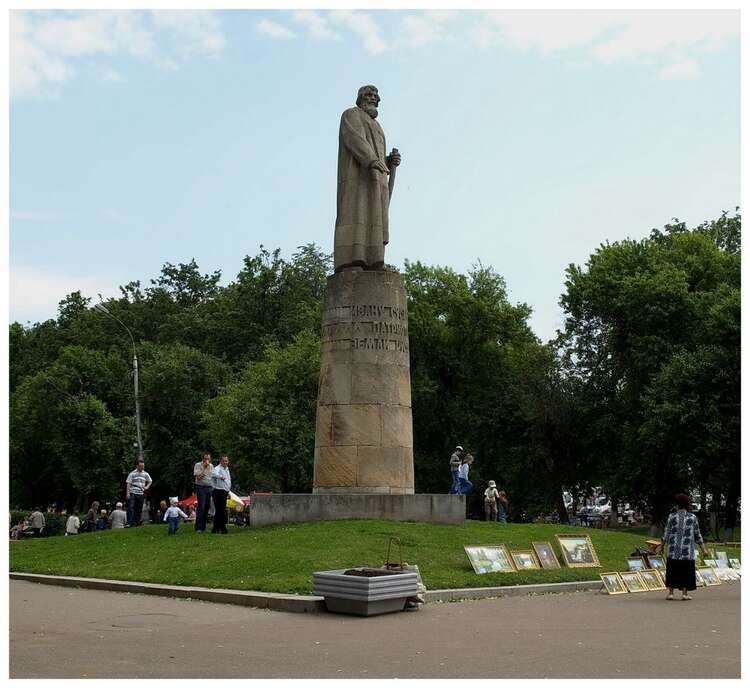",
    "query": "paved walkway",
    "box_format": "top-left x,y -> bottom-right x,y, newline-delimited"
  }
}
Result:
10,580 -> 740,678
